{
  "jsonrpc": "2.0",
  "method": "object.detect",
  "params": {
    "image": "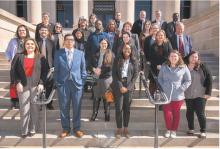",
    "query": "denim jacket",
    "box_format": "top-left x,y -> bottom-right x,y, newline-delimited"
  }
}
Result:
158,64 -> 191,101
